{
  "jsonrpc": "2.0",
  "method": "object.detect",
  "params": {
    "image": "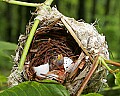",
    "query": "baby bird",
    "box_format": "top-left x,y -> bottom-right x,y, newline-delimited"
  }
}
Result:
54,54 -> 64,69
